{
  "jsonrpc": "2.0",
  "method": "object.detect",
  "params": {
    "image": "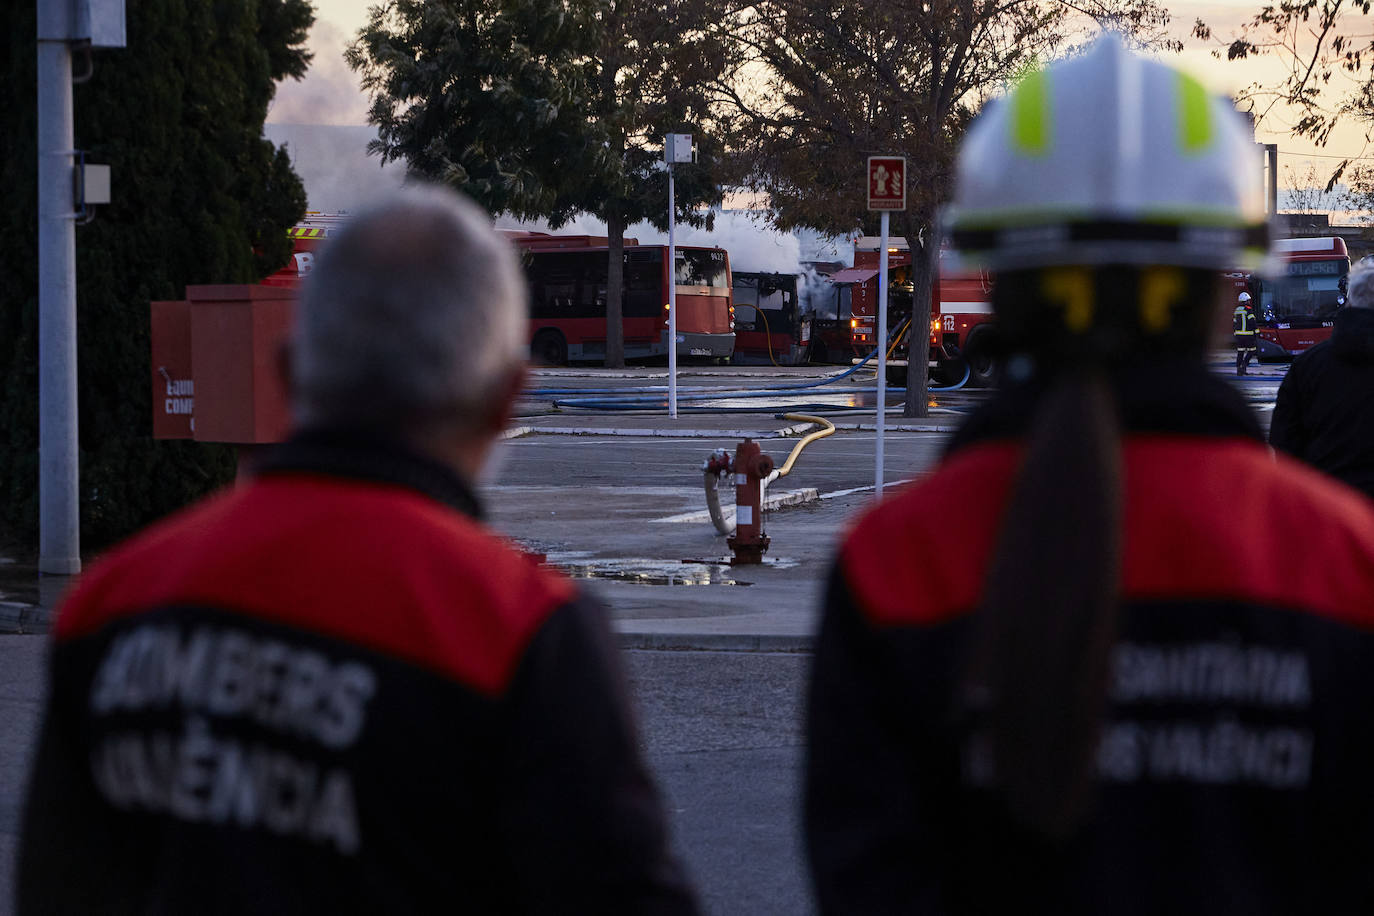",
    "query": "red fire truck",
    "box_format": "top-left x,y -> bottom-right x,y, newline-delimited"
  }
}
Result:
261,222 -> 333,289
847,236 -> 997,385
1250,236 -> 1350,360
